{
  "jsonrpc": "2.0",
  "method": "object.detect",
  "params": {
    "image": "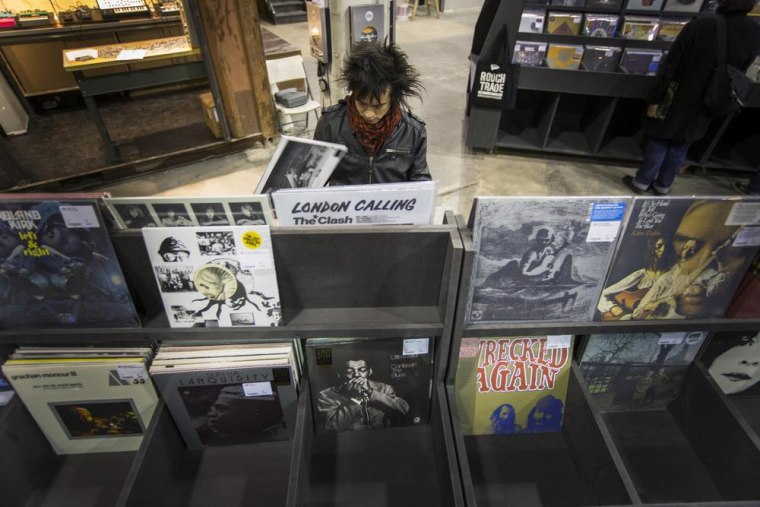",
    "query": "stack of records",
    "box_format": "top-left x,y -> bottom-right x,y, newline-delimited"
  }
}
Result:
583,14 -> 620,37
657,18 -> 688,41
621,16 -> 660,40
586,0 -> 623,7
626,0 -> 665,10
513,41 -> 549,67
582,46 -> 623,72
150,342 -> 300,449
2,346 -> 158,454
701,331 -> 760,396
619,48 -> 663,74
663,0 -> 704,12
546,44 -> 585,70
306,337 -> 434,433
519,8 -> 546,33
578,332 -> 706,410
455,335 -> 574,435
546,12 -> 583,35
551,0 -> 585,6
